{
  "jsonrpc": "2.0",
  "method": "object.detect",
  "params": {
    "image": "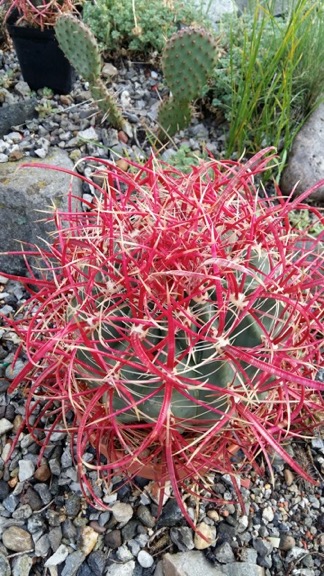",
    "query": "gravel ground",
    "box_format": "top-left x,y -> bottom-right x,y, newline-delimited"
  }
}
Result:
0,44 -> 324,576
